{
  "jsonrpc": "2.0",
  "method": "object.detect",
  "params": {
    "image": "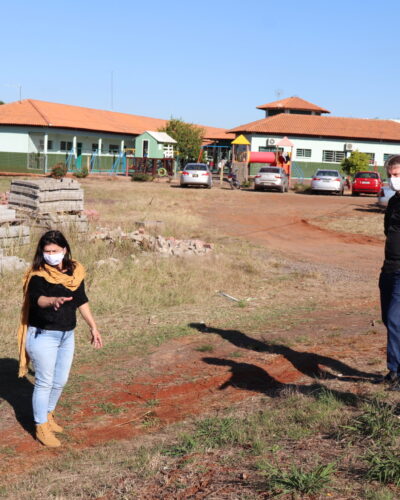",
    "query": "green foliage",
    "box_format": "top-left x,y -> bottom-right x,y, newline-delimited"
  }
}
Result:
130,172 -> 154,182
73,166 -> 89,178
339,399 -> 399,443
341,150 -> 371,176
159,118 -> 204,162
292,182 -> 311,193
261,462 -> 335,496
365,449 -> 400,486
50,162 -> 68,178
97,402 -> 126,415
